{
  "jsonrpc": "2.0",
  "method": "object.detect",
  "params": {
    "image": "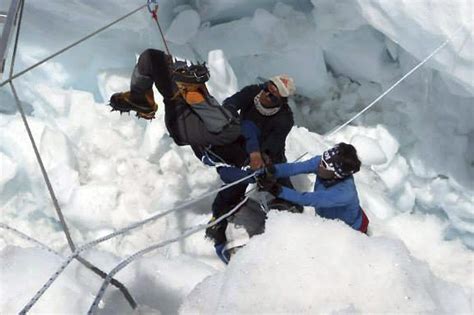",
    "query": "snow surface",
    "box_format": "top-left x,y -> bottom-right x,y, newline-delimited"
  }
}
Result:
1,0 -> 473,314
